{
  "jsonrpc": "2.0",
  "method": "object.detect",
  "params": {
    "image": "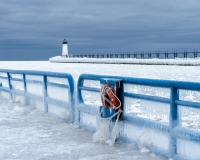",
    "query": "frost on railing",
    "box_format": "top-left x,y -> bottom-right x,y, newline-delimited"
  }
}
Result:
124,84 -> 170,98
26,75 -> 43,81
179,89 -> 200,102
47,85 -> 69,102
10,80 -> 24,90
26,83 -> 43,97
10,74 -> 23,79
47,77 -> 69,102
123,124 -> 169,150
177,139 -> 200,160
0,72 -> 7,77
81,90 -> 102,107
48,104 -> 70,119
83,80 -> 101,89
124,97 -> 169,123
178,105 -> 200,131
47,77 -> 68,85
0,78 -> 9,88
81,80 -> 101,107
